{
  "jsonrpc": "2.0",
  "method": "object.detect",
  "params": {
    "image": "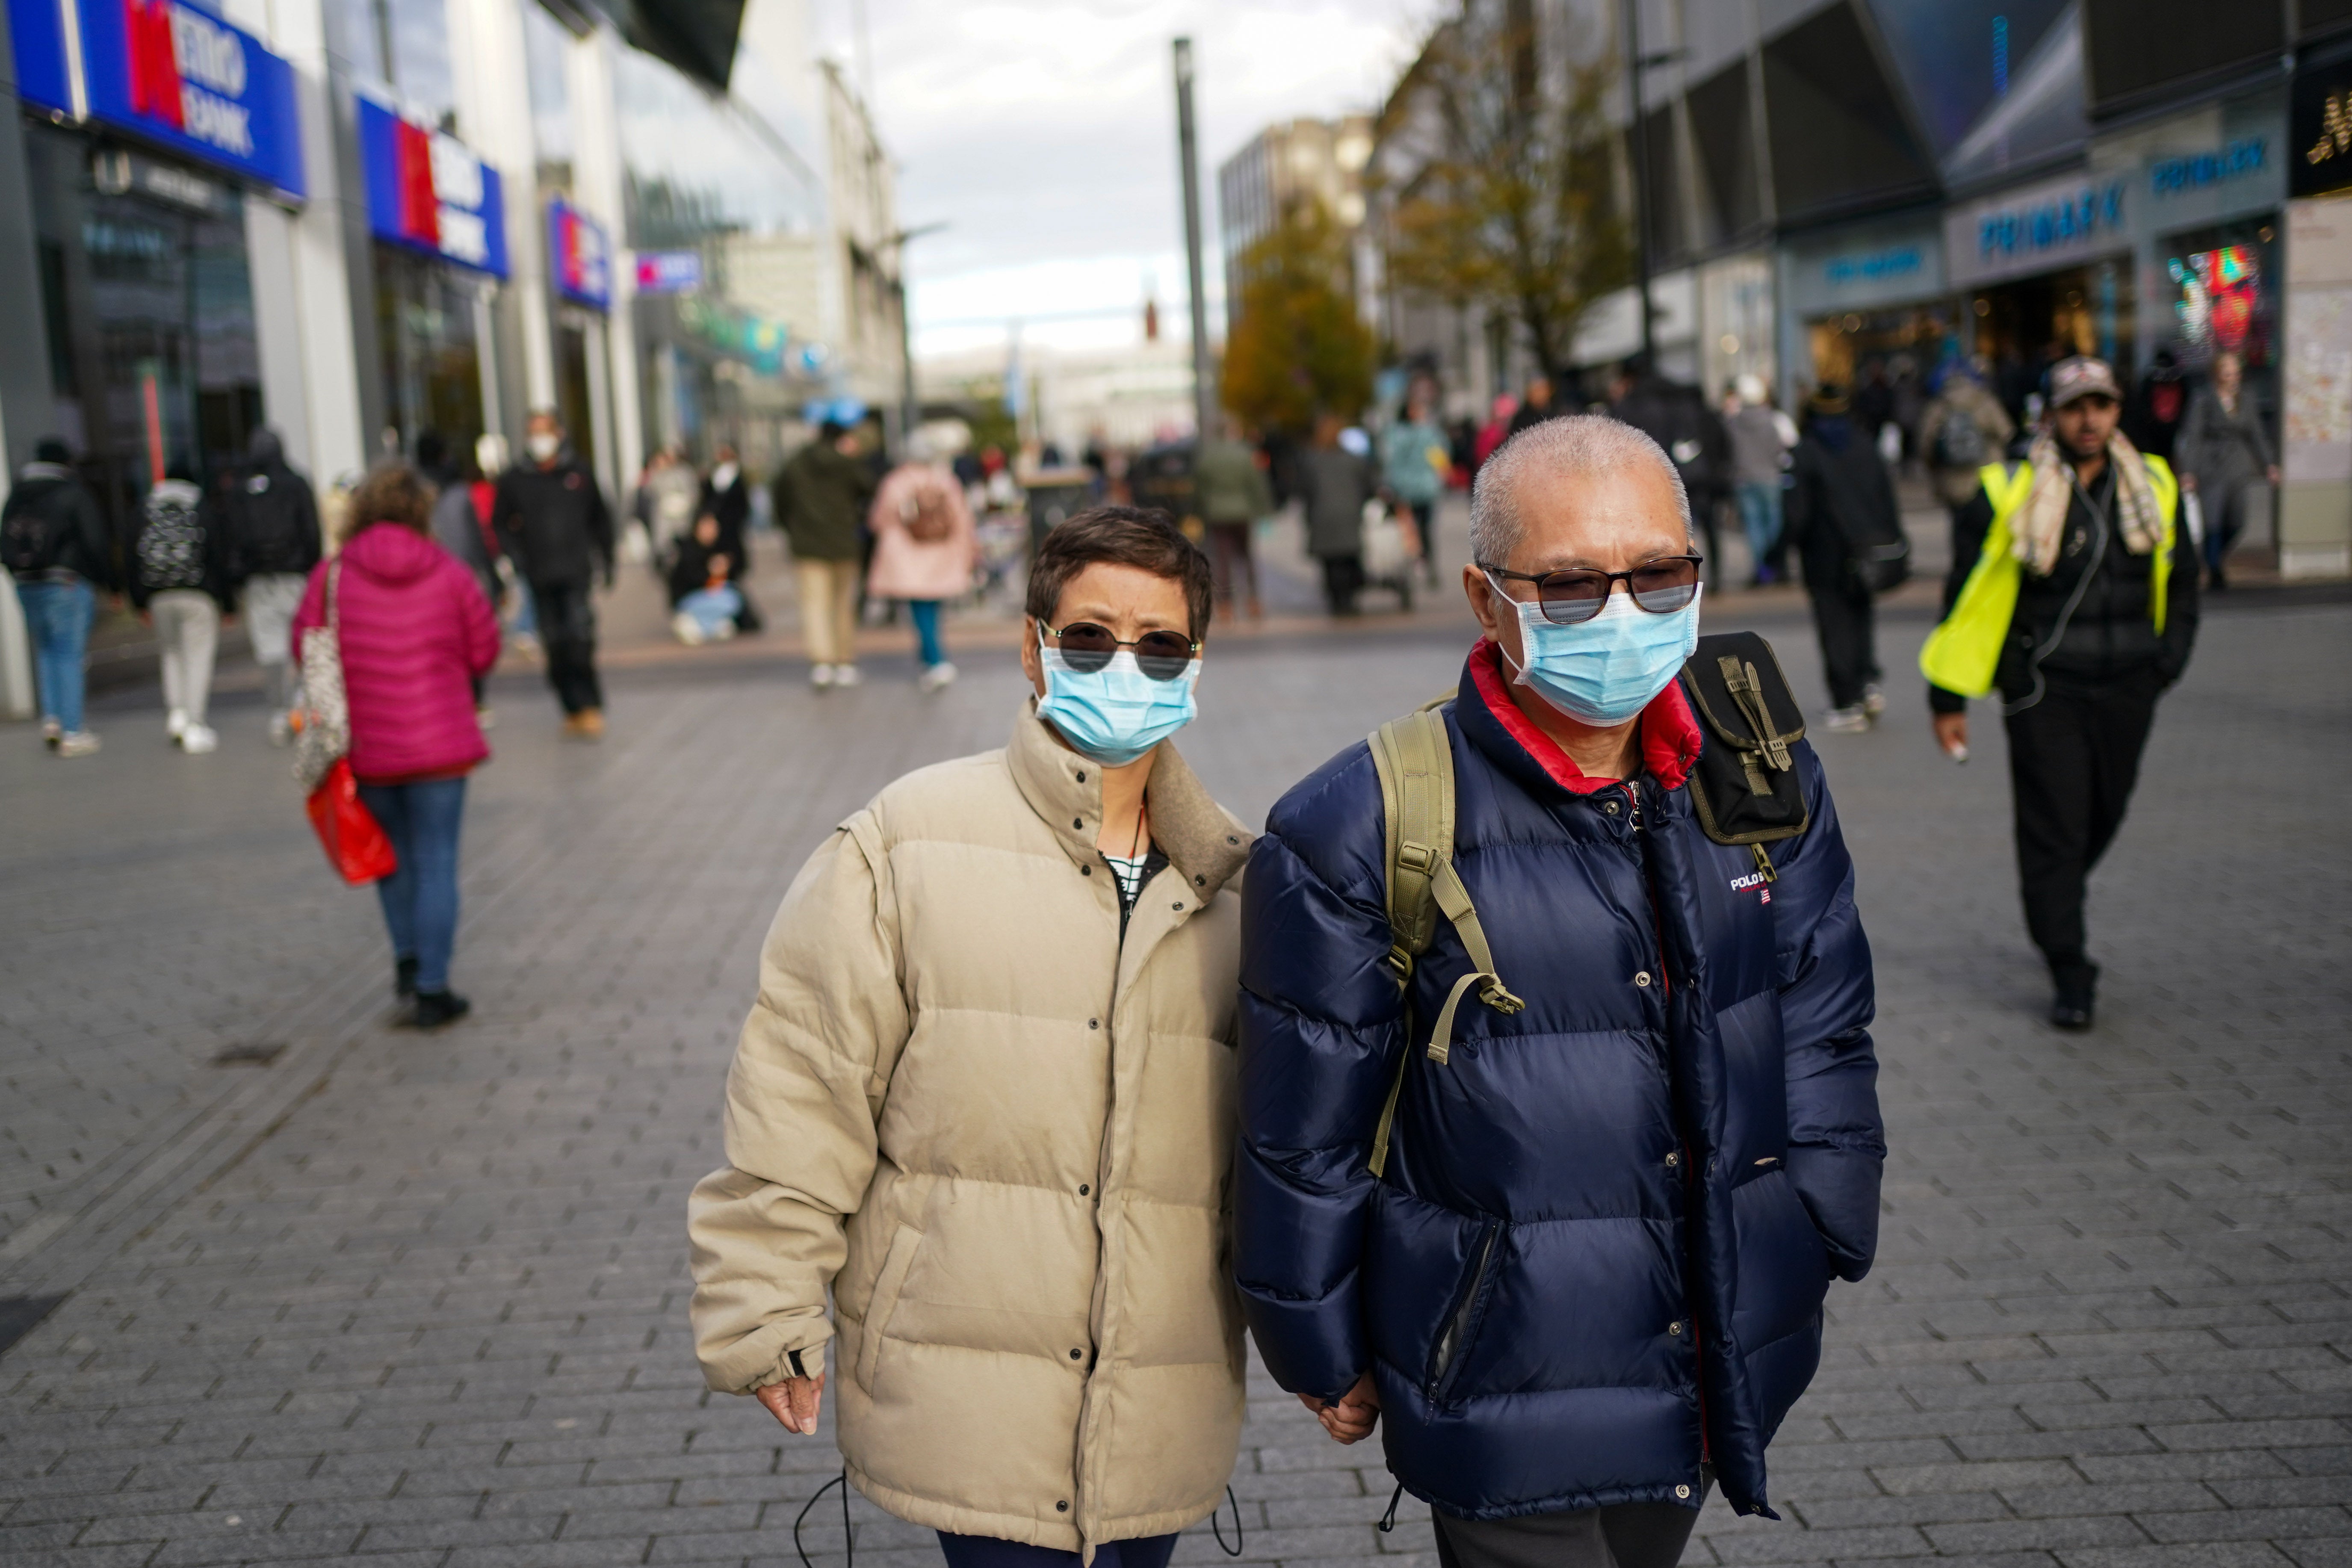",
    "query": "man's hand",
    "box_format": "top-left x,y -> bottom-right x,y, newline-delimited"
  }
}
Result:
1297,1371 -> 1380,1445
755,1372 -> 826,1435
1932,710 -> 1968,761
